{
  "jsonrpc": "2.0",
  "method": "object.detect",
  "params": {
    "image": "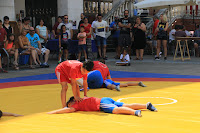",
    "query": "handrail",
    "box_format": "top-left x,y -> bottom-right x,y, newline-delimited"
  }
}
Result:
102,0 -> 126,20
